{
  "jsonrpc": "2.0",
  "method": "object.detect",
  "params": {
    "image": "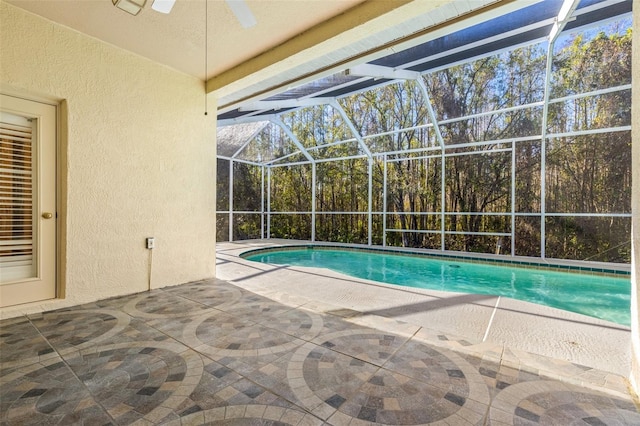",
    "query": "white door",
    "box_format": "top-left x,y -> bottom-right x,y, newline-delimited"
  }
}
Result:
0,94 -> 56,307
